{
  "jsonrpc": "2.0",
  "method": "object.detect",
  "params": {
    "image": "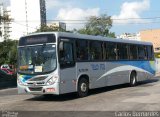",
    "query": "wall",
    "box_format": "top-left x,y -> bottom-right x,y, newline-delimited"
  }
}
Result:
155,58 -> 160,75
140,29 -> 160,53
